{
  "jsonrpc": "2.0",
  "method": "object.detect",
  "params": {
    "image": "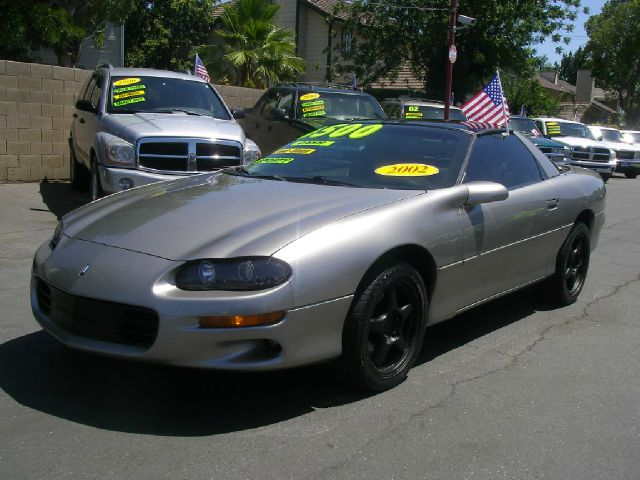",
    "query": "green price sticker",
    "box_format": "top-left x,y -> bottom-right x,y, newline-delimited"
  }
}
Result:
254,157 -> 295,164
